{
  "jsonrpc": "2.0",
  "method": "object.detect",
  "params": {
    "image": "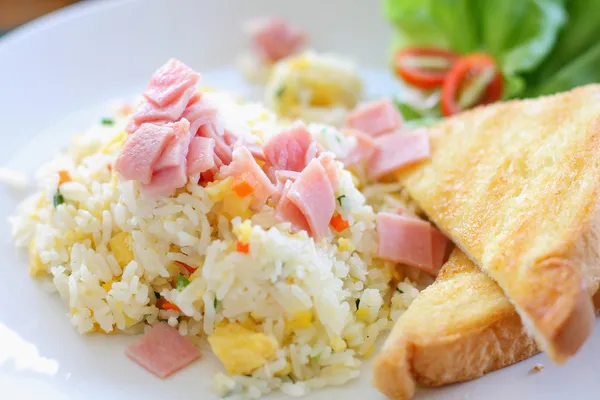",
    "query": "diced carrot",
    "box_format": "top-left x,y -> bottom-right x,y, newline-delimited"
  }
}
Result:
330,213 -> 350,232
58,170 -> 72,186
157,298 -> 181,312
236,241 -> 250,253
107,163 -> 112,172
232,178 -> 255,198
175,261 -> 197,273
